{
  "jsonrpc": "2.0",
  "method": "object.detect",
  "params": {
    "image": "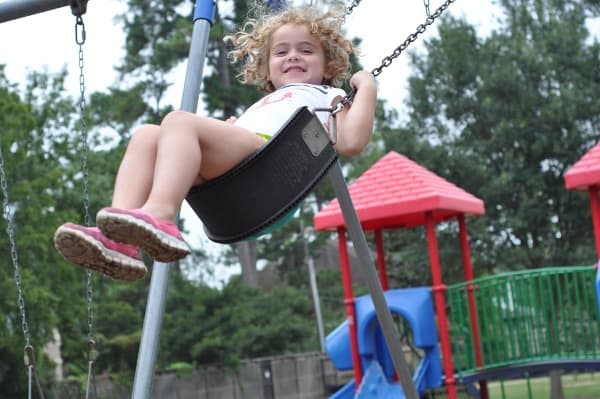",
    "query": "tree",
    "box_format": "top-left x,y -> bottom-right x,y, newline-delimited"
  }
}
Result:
398,0 -> 599,396
158,274 -> 315,368
0,64 -> 100,396
391,0 -> 600,280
